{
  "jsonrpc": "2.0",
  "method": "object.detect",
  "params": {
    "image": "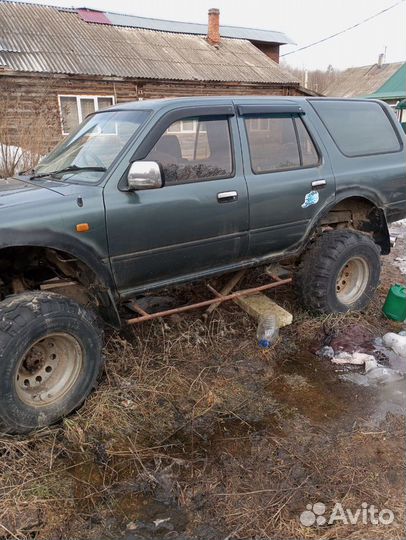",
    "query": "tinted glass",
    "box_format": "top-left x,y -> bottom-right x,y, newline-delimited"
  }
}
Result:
147,117 -> 233,184
311,100 -> 401,156
245,115 -> 300,173
296,118 -> 319,167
